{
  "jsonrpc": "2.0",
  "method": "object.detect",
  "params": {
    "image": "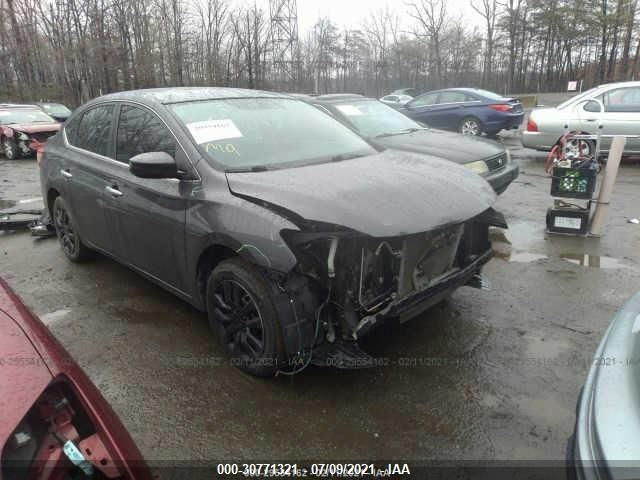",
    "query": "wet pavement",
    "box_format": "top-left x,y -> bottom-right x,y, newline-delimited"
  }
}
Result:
1,144 -> 640,463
